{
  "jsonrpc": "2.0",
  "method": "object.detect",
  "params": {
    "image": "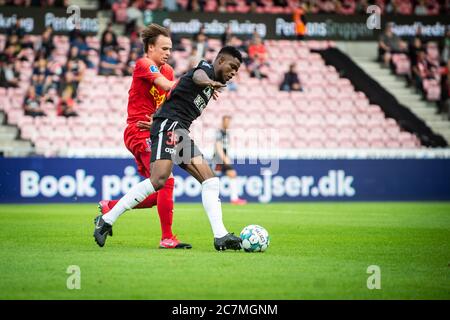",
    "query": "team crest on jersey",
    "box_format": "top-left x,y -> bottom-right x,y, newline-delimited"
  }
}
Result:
203,86 -> 213,99
149,65 -> 159,73
149,85 -> 166,108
